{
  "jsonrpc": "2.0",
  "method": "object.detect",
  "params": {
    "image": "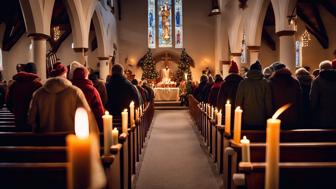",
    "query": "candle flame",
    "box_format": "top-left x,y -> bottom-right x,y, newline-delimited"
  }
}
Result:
243,136 -> 247,140
75,107 -> 89,139
105,111 -> 109,115
235,106 -> 241,111
226,100 -> 230,104
130,101 -> 134,106
123,109 -> 128,112
272,104 -> 291,119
